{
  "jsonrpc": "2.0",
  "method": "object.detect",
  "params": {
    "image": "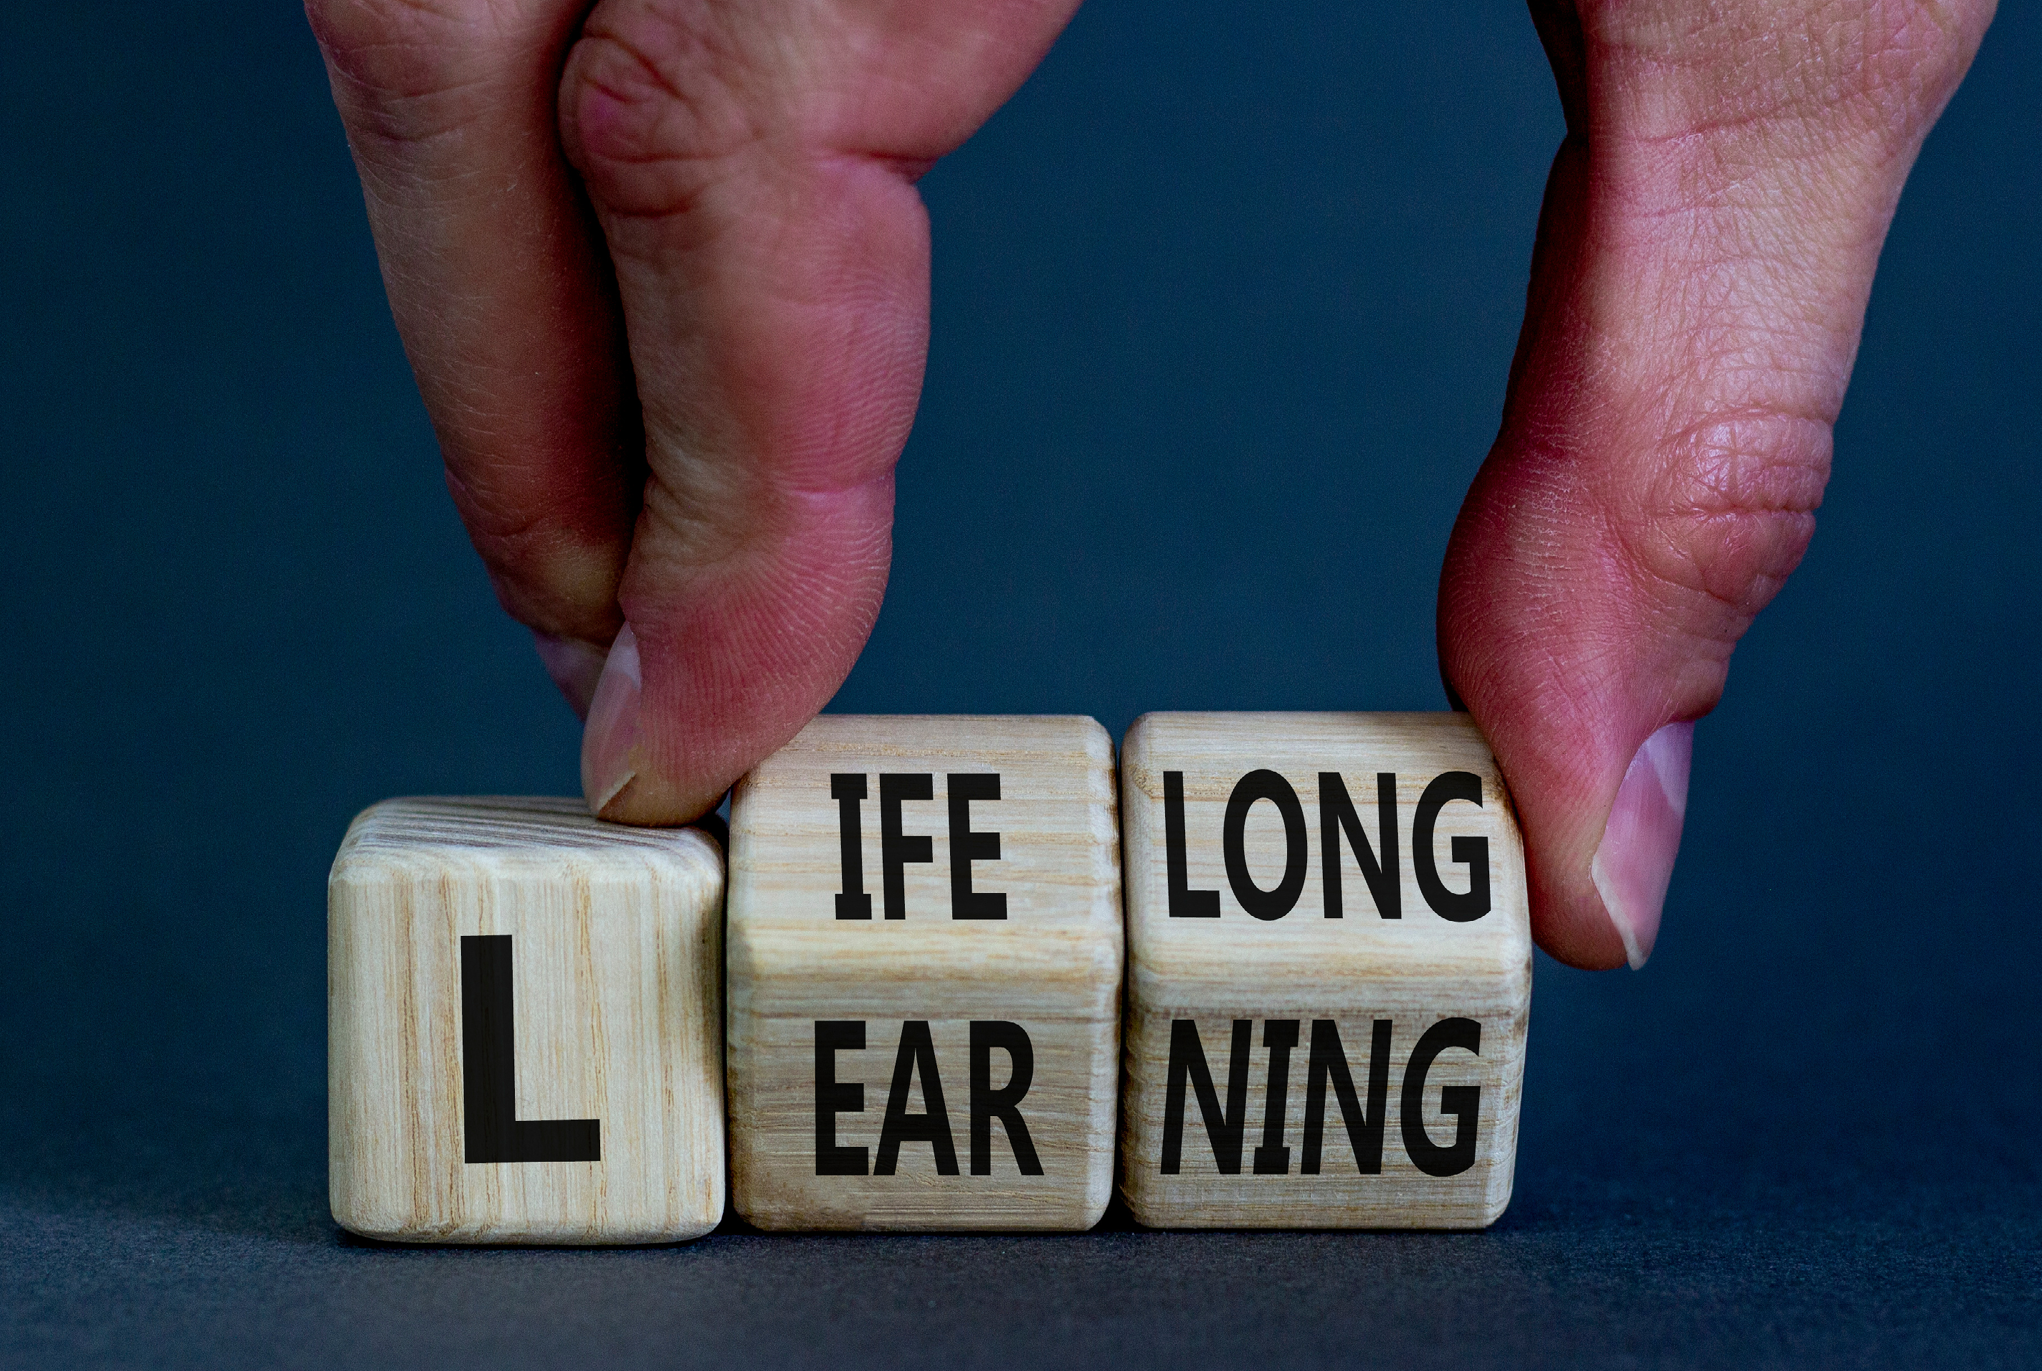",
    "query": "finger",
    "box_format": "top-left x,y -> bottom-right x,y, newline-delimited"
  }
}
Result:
1440,0 -> 1995,969
558,0 -> 1082,822
305,0 -> 640,714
